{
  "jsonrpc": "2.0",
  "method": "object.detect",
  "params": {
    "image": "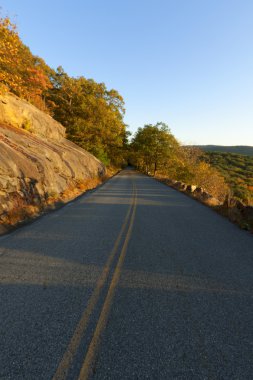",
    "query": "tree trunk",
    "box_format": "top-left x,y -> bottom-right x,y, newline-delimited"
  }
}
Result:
154,162 -> 157,176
